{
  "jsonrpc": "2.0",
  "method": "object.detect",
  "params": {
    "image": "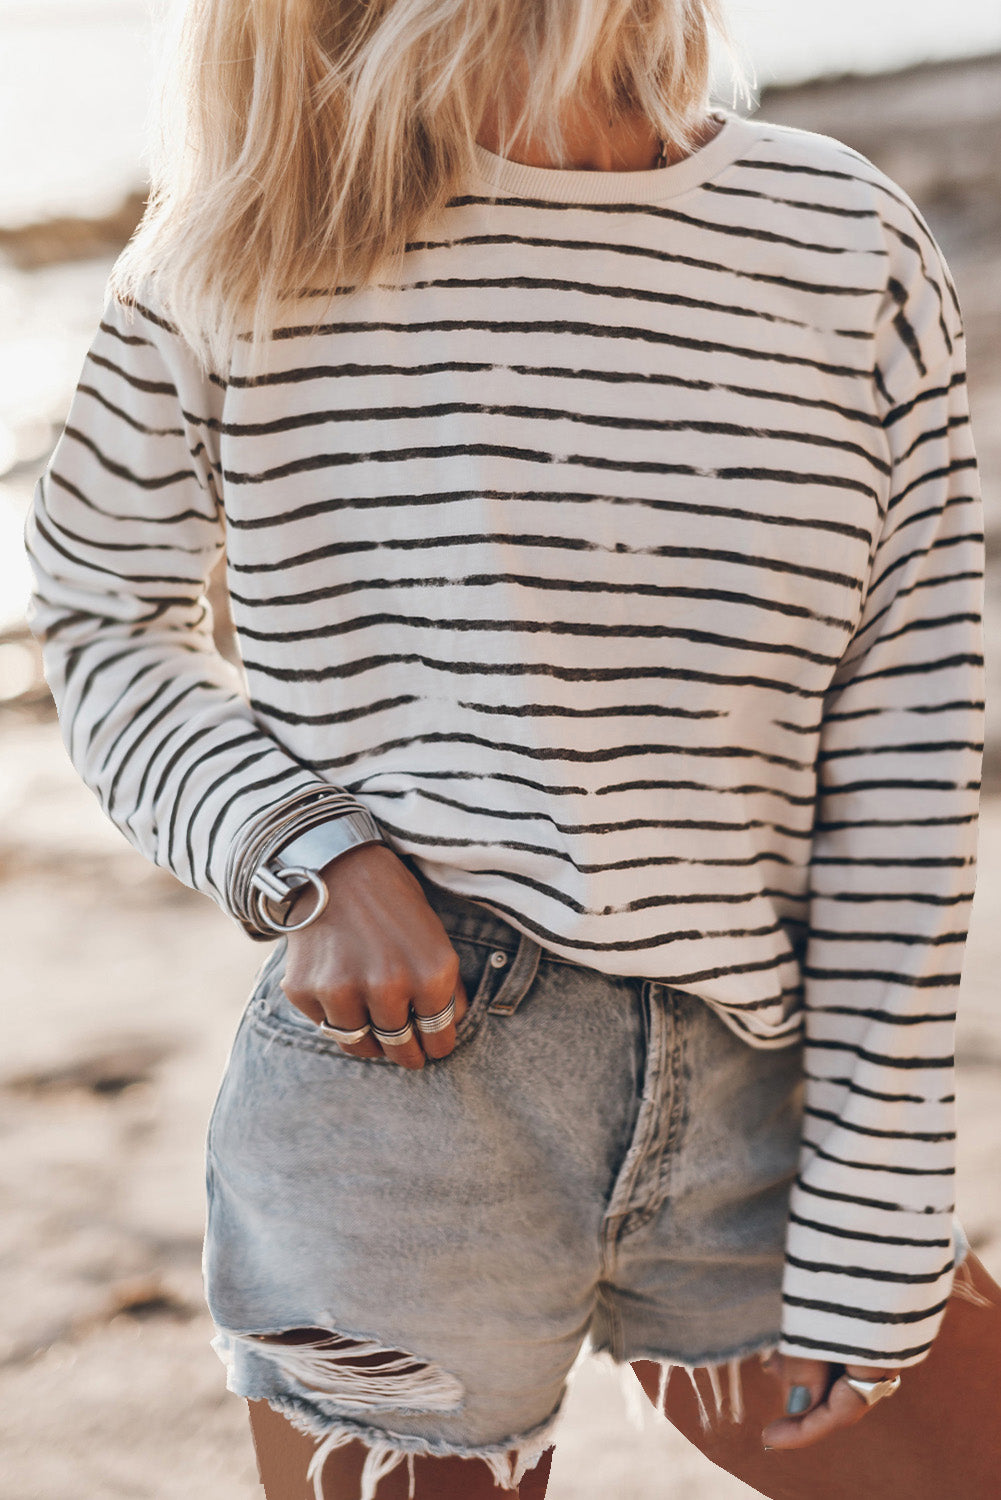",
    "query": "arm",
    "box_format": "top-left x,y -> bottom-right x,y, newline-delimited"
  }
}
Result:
26,285 -> 469,1065
25,287 -> 342,927
778,225 -> 985,1373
